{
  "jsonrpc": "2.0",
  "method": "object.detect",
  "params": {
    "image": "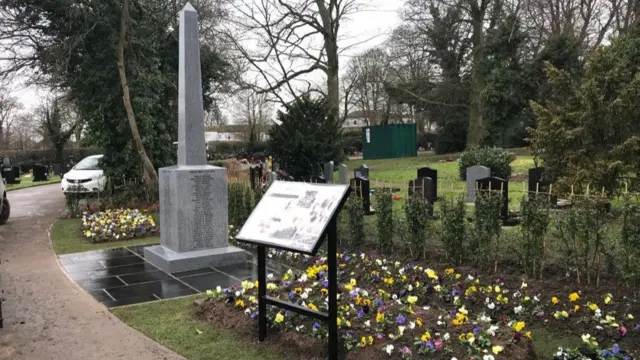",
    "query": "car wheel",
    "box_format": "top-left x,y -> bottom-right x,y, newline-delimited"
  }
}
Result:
0,197 -> 10,225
